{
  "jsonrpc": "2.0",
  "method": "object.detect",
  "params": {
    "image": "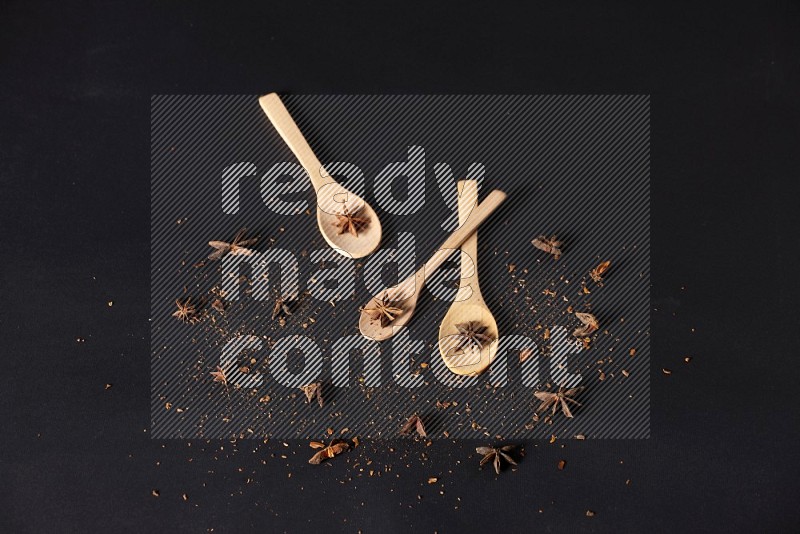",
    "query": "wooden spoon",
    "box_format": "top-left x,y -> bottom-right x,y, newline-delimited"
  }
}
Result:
258,93 -> 382,259
437,180 -> 499,376
359,189 -> 507,341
